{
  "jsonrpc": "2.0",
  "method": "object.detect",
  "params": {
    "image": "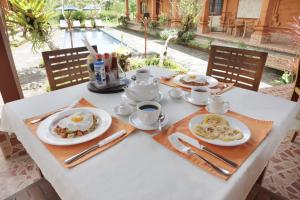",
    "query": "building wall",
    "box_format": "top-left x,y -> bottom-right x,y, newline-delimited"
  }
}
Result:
225,0 -> 240,18
160,0 -> 171,17
237,0 -> 263,18
274,0 -> 300,29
